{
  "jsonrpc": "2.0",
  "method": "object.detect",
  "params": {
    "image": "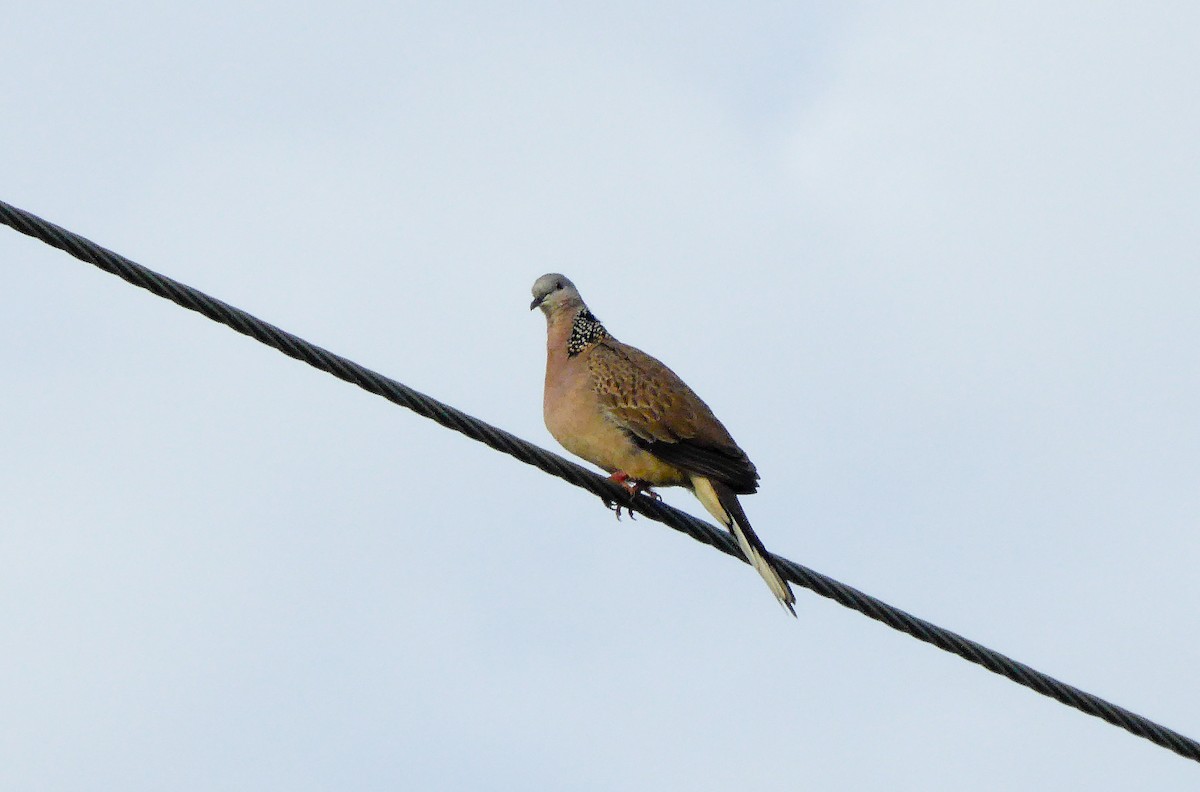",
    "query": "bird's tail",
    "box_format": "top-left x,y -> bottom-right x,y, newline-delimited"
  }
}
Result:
691,477 -> 796,616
